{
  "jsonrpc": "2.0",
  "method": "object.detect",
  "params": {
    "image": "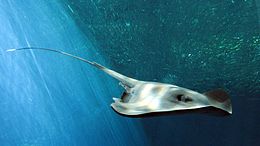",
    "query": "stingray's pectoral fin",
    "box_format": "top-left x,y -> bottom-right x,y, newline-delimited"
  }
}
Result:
111,102 -> 146,116
204,89 -> 232,114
